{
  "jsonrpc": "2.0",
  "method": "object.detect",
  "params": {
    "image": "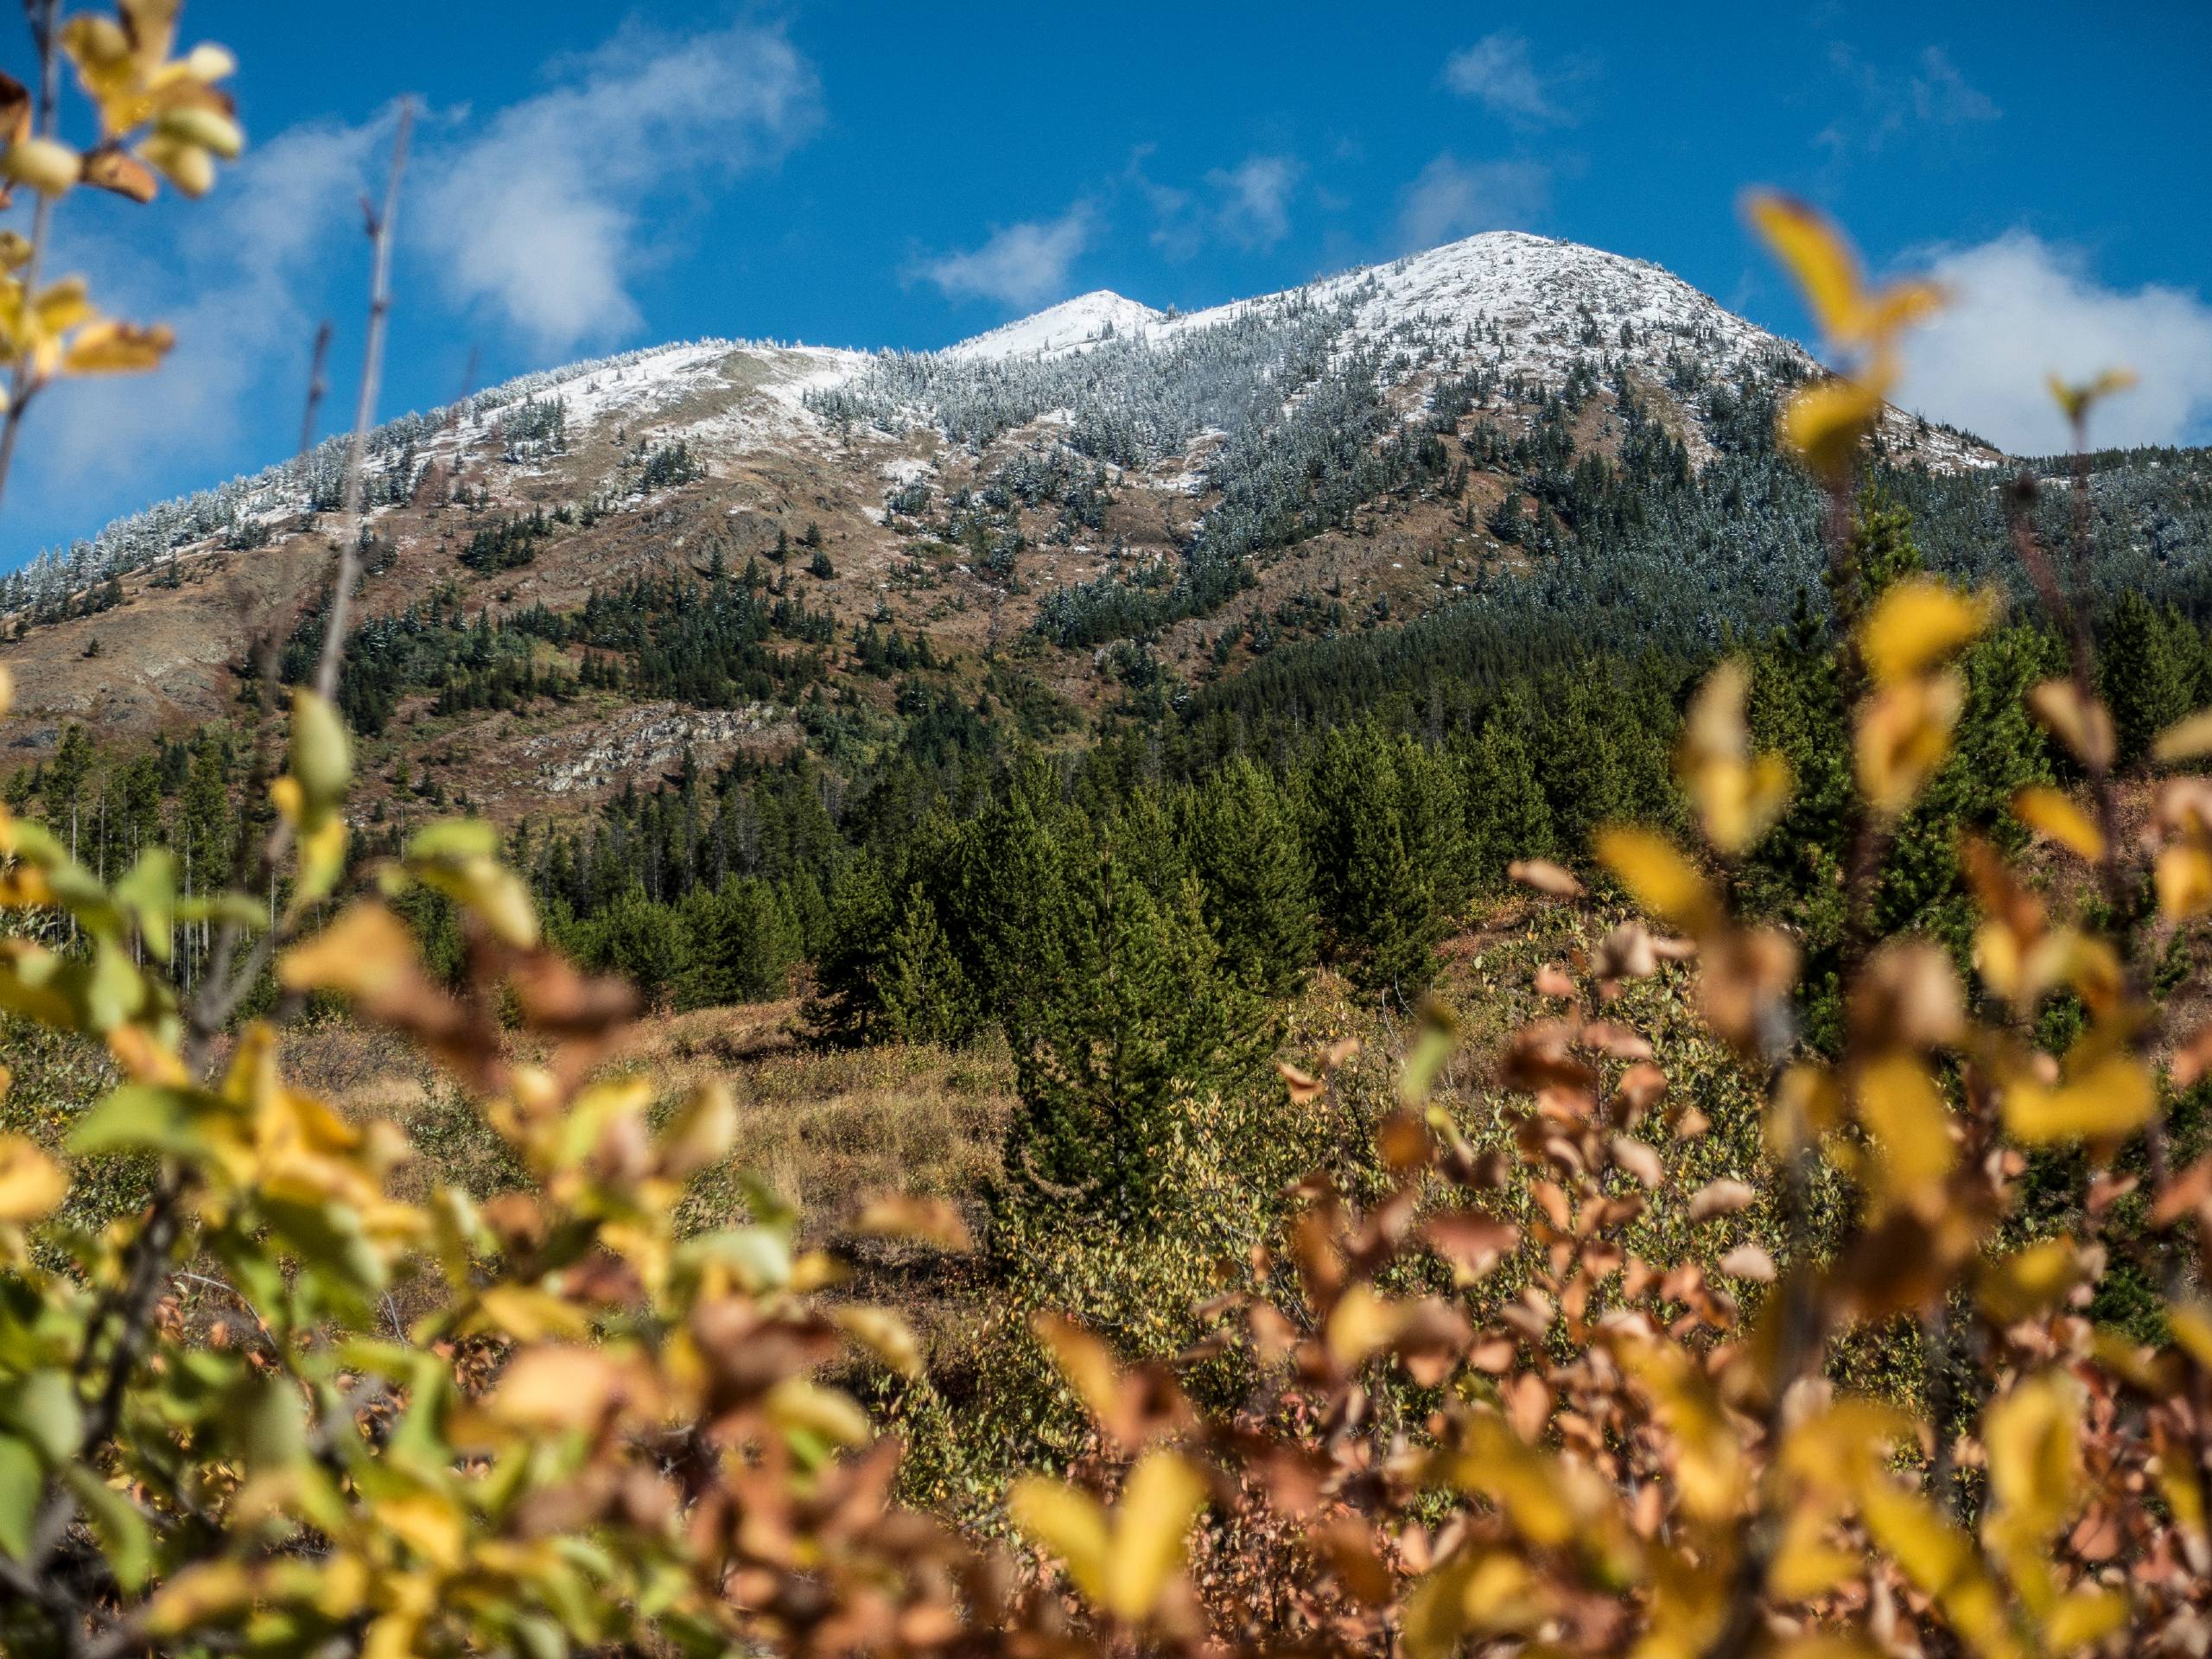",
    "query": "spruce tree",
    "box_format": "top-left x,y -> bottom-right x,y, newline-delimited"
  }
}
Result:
2100,593 -> 2191,768
876,883 -> 984,1046
1003,860 -> 1268,1216
1178,756 -> 1317,999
